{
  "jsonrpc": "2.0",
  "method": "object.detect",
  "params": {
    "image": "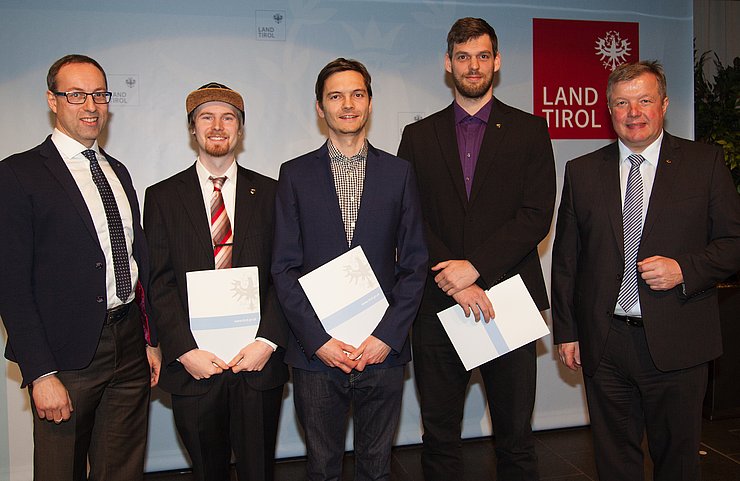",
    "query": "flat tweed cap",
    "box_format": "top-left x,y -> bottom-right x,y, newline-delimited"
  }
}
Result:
186,82 -> 244,121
